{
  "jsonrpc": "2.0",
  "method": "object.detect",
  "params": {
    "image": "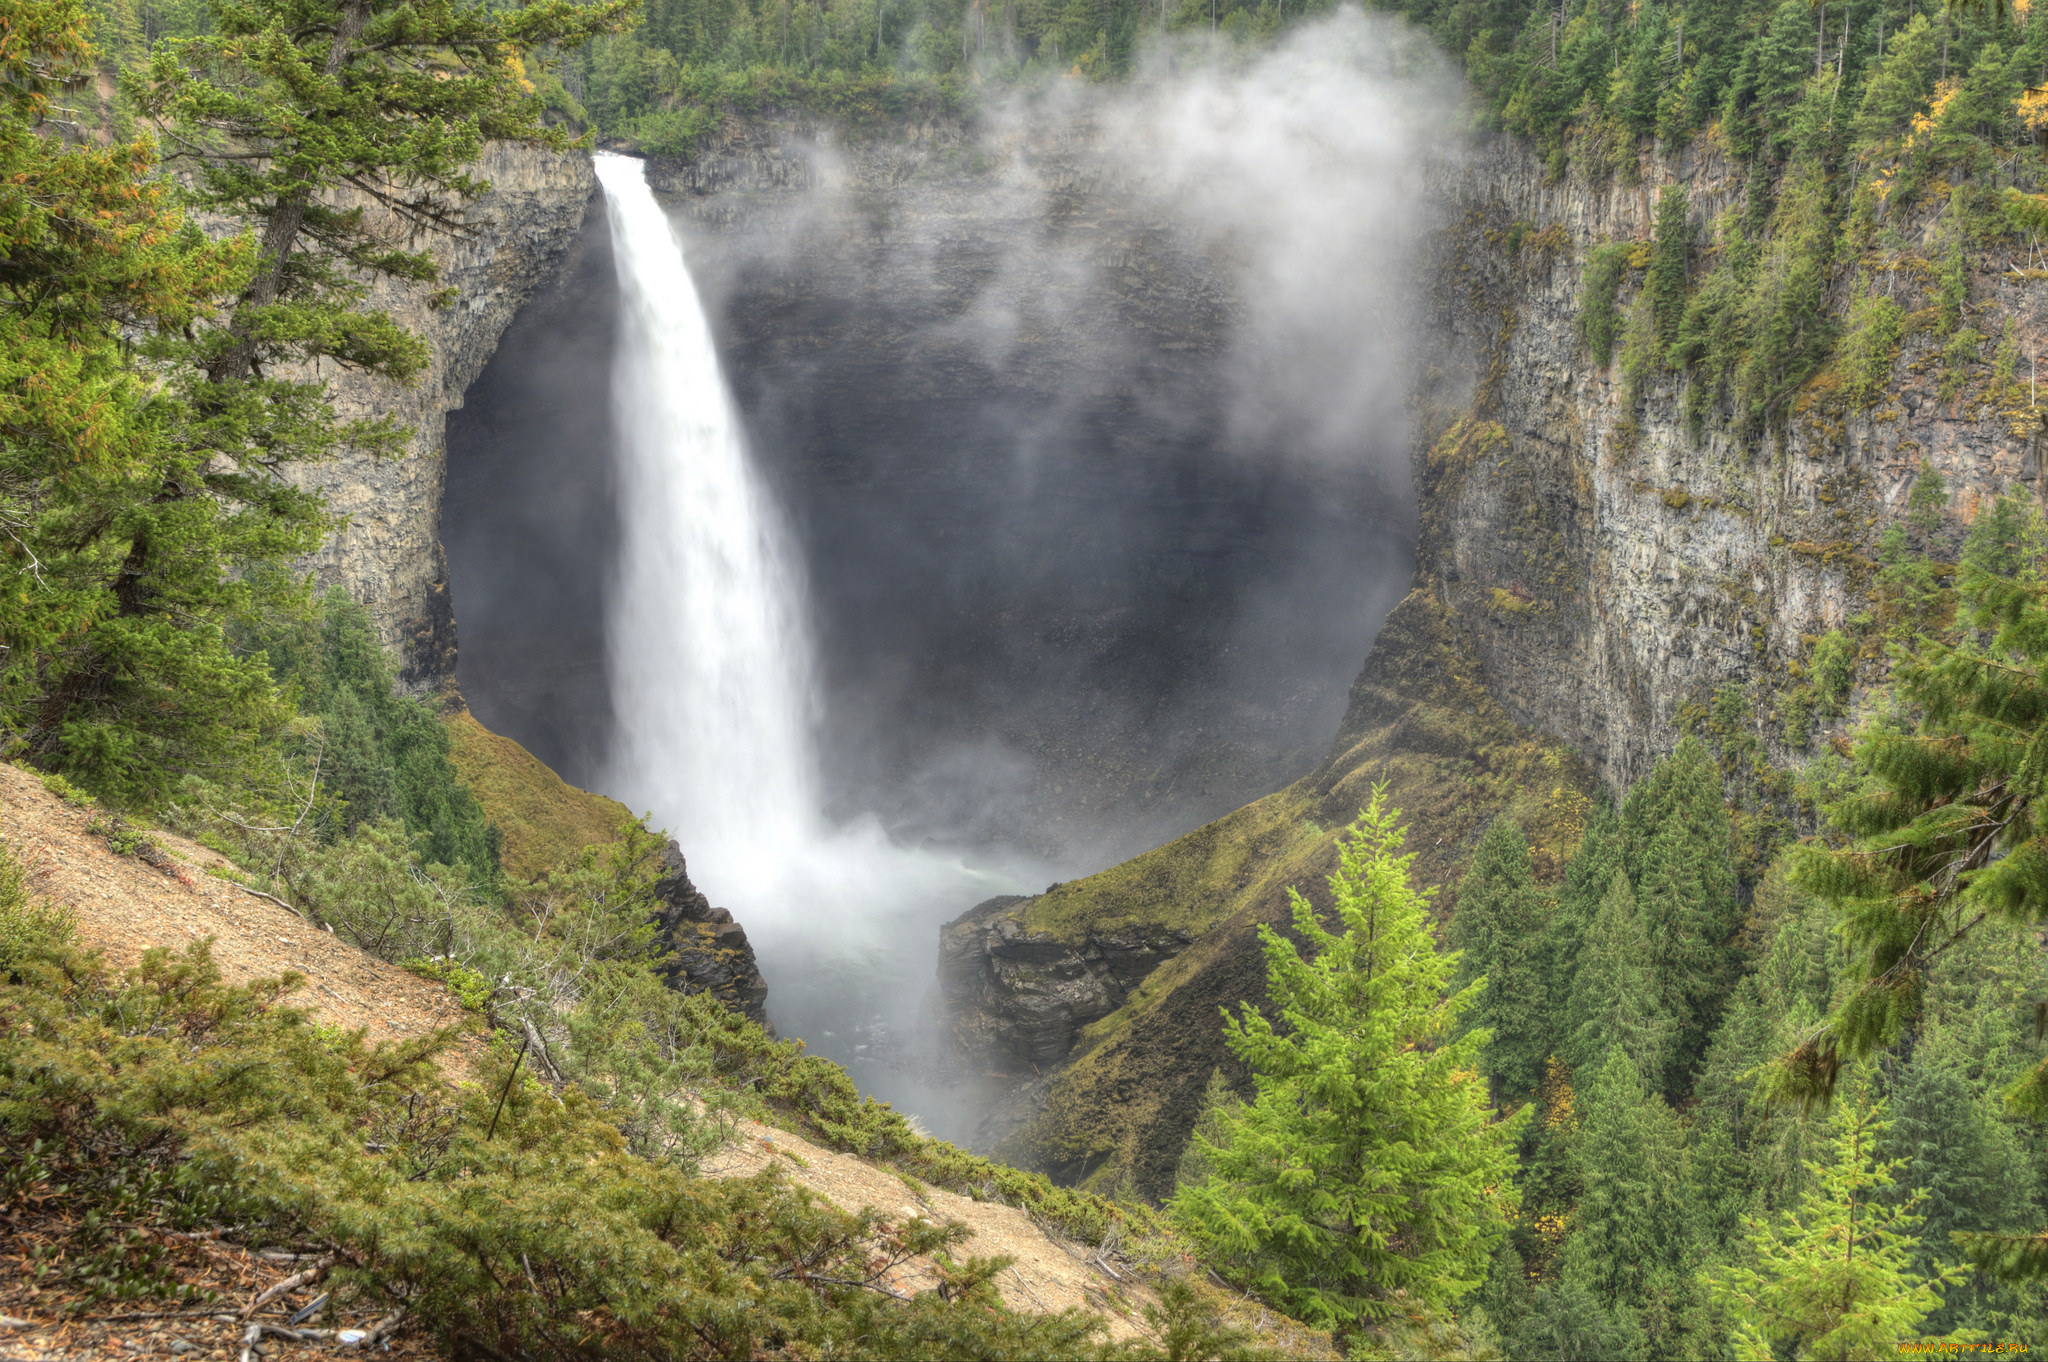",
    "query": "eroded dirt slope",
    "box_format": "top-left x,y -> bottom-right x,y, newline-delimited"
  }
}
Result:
0,763 -> 476,1060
